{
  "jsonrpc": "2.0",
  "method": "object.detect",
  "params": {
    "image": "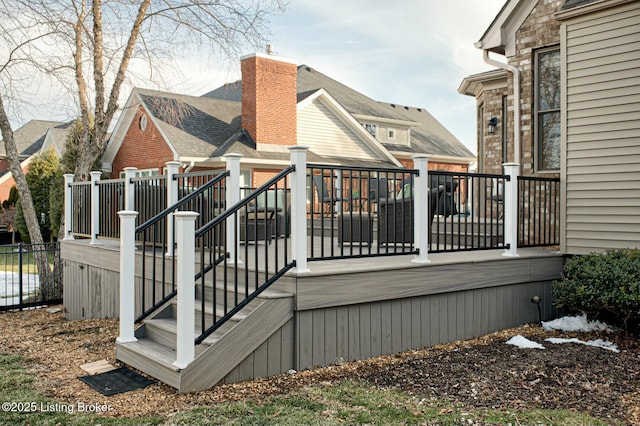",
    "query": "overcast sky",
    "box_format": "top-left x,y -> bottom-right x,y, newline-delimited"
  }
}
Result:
9,0 -> 506,155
